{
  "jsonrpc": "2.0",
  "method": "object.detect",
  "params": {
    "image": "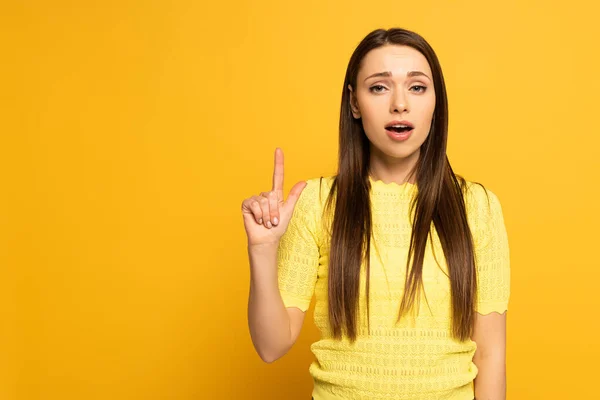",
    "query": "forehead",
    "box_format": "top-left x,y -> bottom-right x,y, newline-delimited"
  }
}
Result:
358,45 -> 432,79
